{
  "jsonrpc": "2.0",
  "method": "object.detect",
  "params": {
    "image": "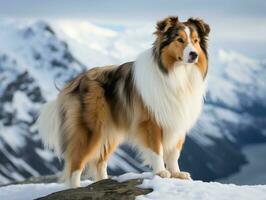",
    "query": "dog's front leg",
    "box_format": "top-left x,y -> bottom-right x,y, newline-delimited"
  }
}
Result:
149,148 -> 171,178
138,119 -> 170,178
164,137 -> 191,180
